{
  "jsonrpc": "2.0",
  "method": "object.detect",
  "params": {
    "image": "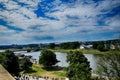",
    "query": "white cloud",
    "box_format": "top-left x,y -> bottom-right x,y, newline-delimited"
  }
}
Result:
0,0 -> 120,44
0,25 -> 15,33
